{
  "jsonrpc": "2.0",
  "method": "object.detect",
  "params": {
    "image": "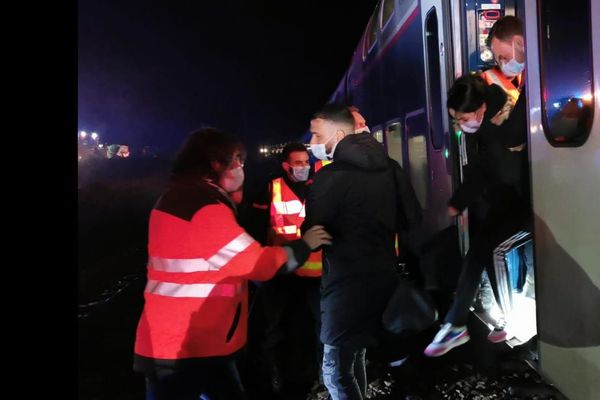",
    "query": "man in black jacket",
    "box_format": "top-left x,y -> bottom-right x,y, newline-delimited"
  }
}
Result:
302,104 -> 422,400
